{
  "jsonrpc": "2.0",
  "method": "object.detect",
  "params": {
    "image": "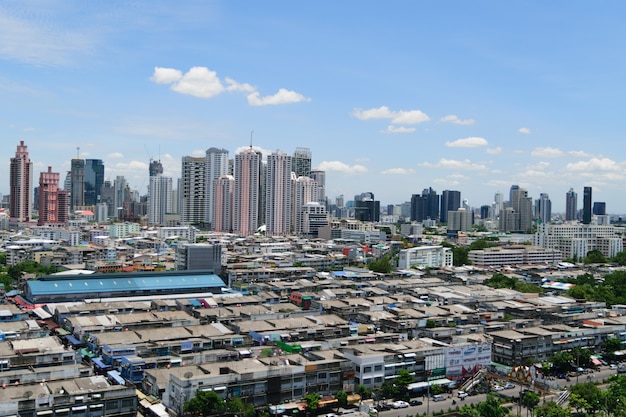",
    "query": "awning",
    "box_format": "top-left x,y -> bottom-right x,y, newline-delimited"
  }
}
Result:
66,334 -> 83,346
92,358 -> 111,369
